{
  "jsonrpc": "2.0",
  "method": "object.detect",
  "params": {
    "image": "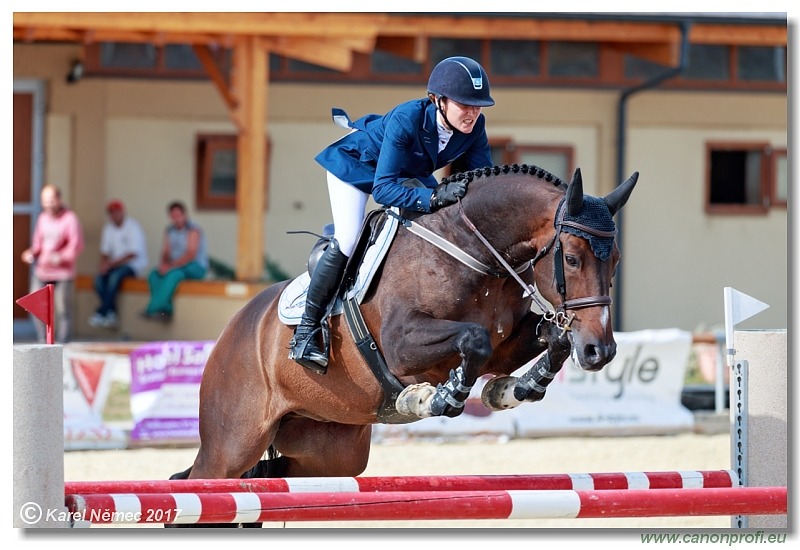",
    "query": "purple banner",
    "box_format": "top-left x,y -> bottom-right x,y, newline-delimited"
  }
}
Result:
129,341 -> 215,443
